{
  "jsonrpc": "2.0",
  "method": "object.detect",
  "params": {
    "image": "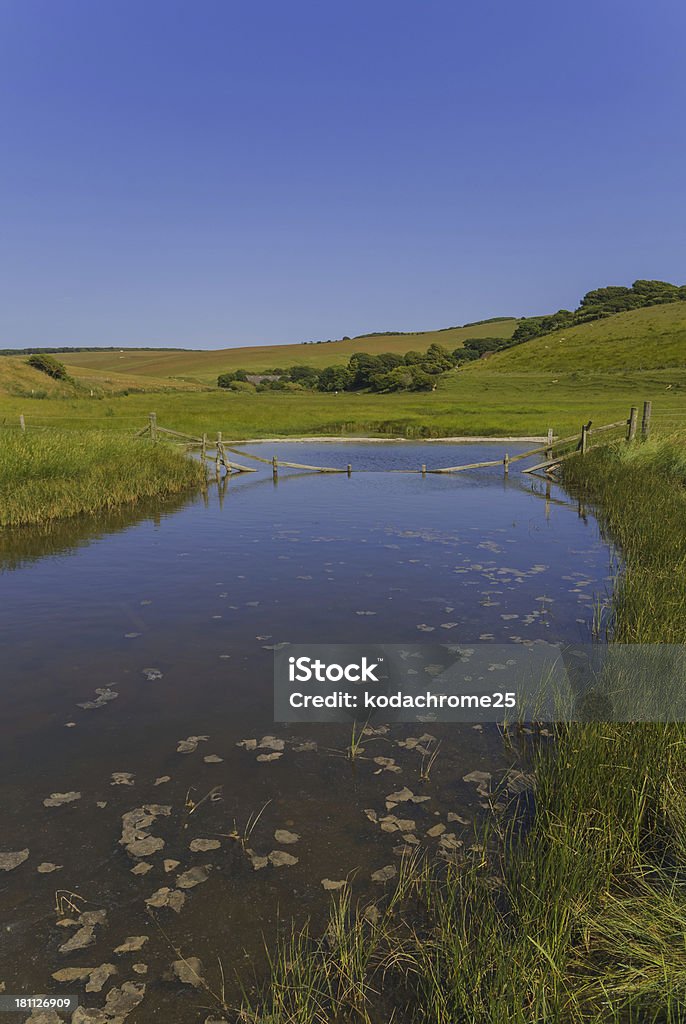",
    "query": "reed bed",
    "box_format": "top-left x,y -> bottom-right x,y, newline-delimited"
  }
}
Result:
0,429 -> 204,526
